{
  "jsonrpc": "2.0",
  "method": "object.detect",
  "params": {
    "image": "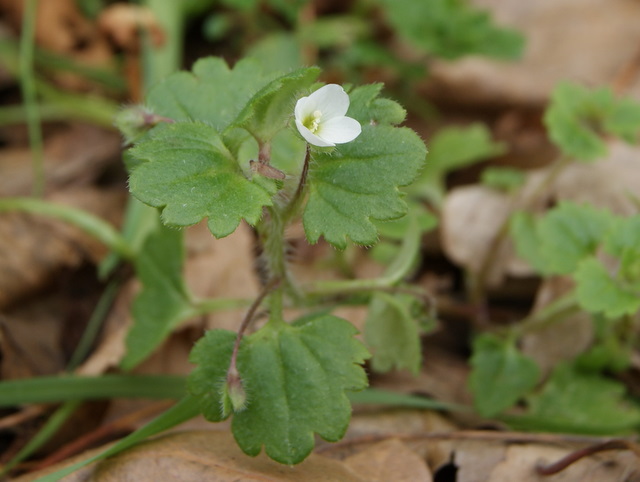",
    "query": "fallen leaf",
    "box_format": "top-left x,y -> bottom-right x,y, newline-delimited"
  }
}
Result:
520,278 -> 594,377
0,0 -> 114,91
18,431 -> 366,481
0,125 -> 122,197
488,443 -> 640,481
343,438 -> 433,482
426,0 -> 640,106
0,188 -> 126,309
